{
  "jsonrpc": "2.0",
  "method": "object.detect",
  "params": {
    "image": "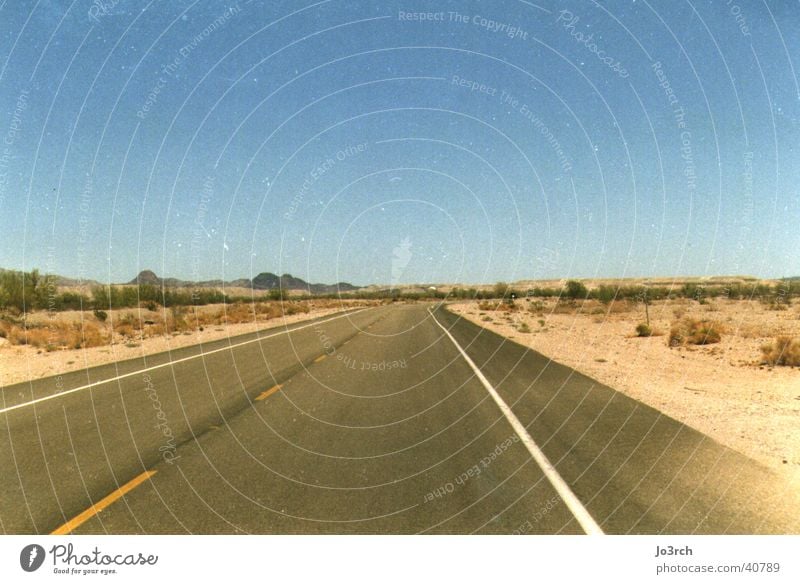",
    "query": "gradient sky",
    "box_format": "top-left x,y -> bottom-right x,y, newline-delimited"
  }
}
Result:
0,0 -> 798,286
